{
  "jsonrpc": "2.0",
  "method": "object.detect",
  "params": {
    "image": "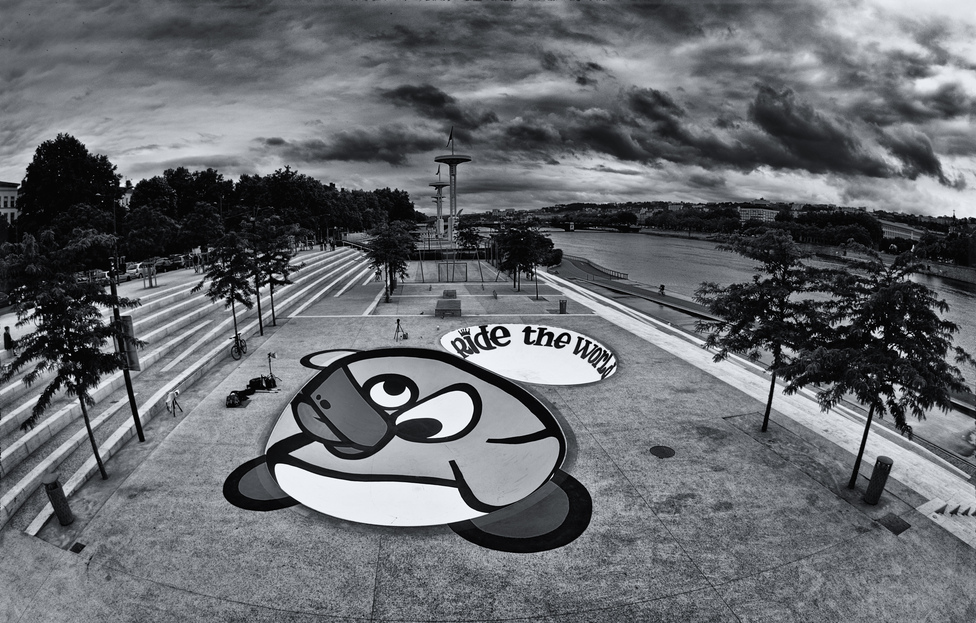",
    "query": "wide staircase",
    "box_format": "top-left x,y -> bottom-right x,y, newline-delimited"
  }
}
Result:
0,246 -> 376,534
